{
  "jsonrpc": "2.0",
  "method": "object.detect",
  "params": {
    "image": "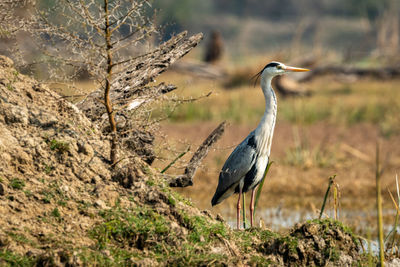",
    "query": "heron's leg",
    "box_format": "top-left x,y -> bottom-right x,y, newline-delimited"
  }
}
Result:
242,193 -> 246,229
237,187 -> 242,230
250,187 -> 256,227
